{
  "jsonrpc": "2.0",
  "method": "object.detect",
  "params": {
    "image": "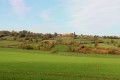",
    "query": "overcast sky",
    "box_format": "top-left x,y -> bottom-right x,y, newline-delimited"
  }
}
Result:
0,0 -> 120,36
